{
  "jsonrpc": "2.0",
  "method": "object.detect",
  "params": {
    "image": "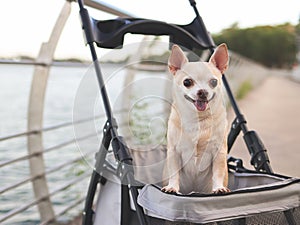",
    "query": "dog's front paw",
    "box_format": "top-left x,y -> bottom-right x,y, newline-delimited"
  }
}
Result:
161,185 -> 179,193
212,187 -> 230,194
